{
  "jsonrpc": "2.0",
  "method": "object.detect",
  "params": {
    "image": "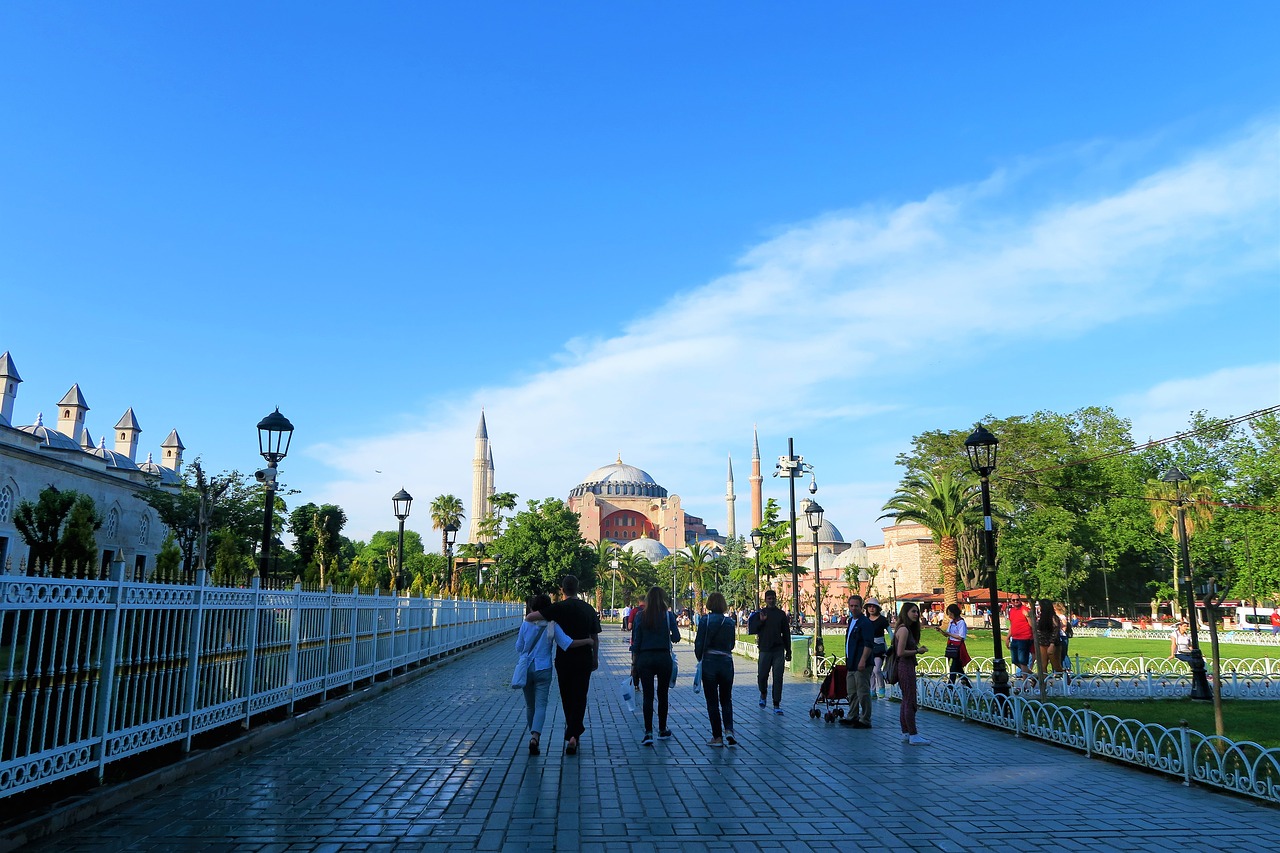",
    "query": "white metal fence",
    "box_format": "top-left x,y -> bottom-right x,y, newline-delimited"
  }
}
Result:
0,568 -> 520,800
